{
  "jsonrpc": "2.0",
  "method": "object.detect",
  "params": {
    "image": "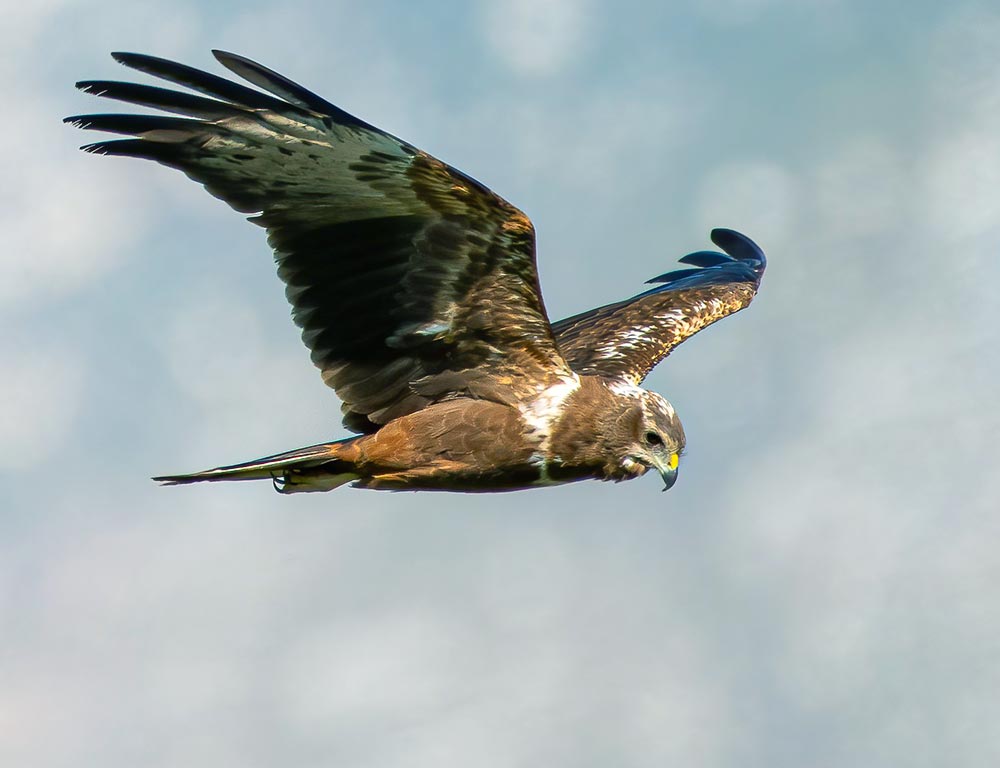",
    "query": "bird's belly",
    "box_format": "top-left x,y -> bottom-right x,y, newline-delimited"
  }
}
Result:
355,461 -> 560,492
